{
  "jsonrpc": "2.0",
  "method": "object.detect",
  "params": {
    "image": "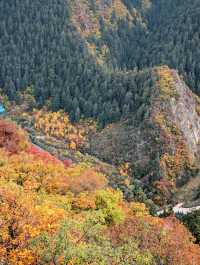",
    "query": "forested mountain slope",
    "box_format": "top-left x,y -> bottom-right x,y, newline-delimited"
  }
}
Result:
0,0 -> 102,117
1,0 -> 200,204
122,0 -> 200,95
68,0 -> 200,95
1,1 -> 200,261
0,0 -> 153,126
1,0 -> 200,125
86,66 -> 200,206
